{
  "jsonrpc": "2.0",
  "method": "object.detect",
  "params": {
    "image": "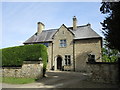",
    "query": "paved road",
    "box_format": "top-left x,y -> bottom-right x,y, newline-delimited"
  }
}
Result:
2,71 -> 119,88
